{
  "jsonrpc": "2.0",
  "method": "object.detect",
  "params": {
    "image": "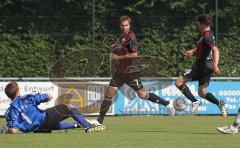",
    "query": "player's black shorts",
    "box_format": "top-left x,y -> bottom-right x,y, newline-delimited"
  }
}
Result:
109,72 -> 144,91
182,62 -> 213,86
40,104 -> 70,130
